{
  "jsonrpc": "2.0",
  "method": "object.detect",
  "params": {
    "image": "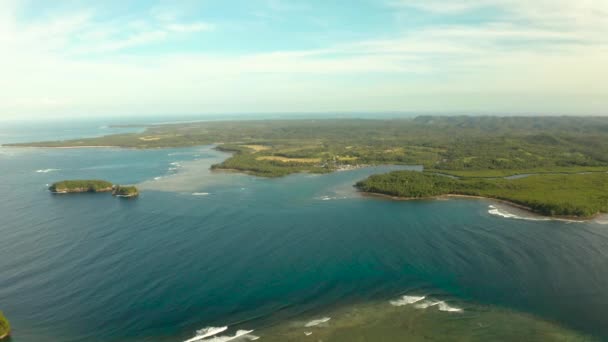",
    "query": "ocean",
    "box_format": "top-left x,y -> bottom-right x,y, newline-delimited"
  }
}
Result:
1,117 -> 607,341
